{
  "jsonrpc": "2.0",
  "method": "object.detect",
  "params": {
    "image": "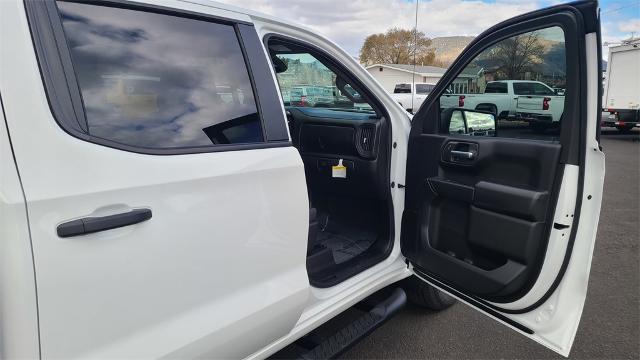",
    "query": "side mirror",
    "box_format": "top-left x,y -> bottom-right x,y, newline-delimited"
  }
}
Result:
335,77 -> 365,103
555,88 -> 565,96
441,108 -> 496,137
271,55 -> 288,74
